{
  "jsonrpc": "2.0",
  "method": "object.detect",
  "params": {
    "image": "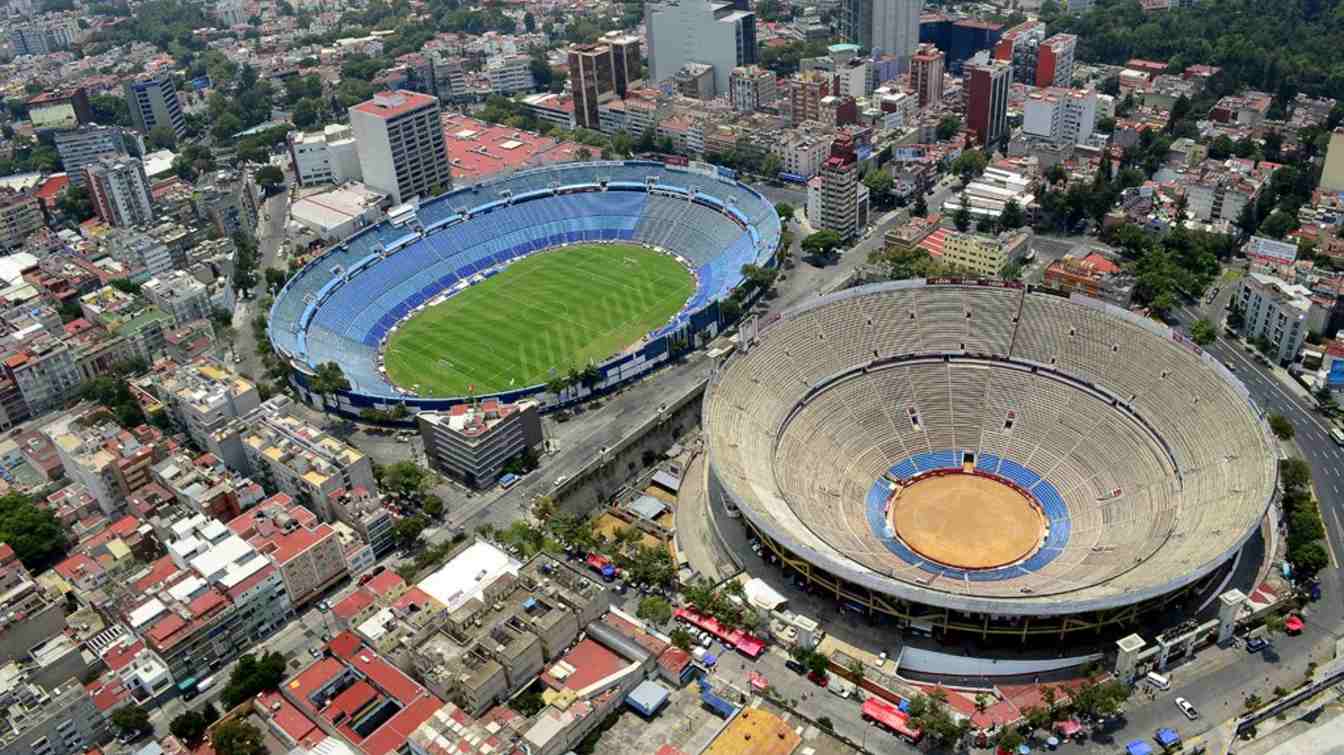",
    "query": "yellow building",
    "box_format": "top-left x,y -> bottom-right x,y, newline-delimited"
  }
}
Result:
705,707 -> 800,755
940,228 -> 1032,278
